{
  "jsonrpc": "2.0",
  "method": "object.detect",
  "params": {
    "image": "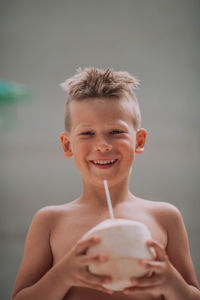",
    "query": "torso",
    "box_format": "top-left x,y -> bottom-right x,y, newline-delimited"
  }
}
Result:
50,196 -> 167,300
